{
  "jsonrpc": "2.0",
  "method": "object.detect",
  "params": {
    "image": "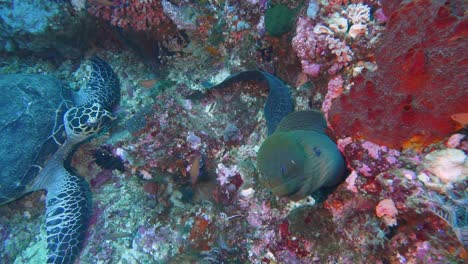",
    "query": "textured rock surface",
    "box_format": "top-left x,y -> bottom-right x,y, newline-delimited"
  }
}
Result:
0,0 -> 93,57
